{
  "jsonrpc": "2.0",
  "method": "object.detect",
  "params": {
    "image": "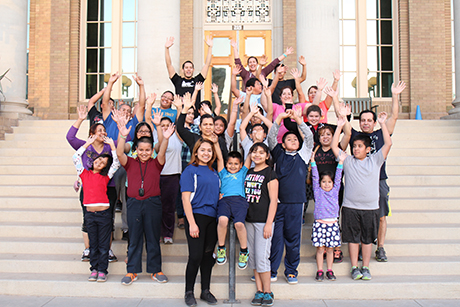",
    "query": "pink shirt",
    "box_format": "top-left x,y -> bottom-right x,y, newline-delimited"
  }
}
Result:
298,100 -> 330,124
